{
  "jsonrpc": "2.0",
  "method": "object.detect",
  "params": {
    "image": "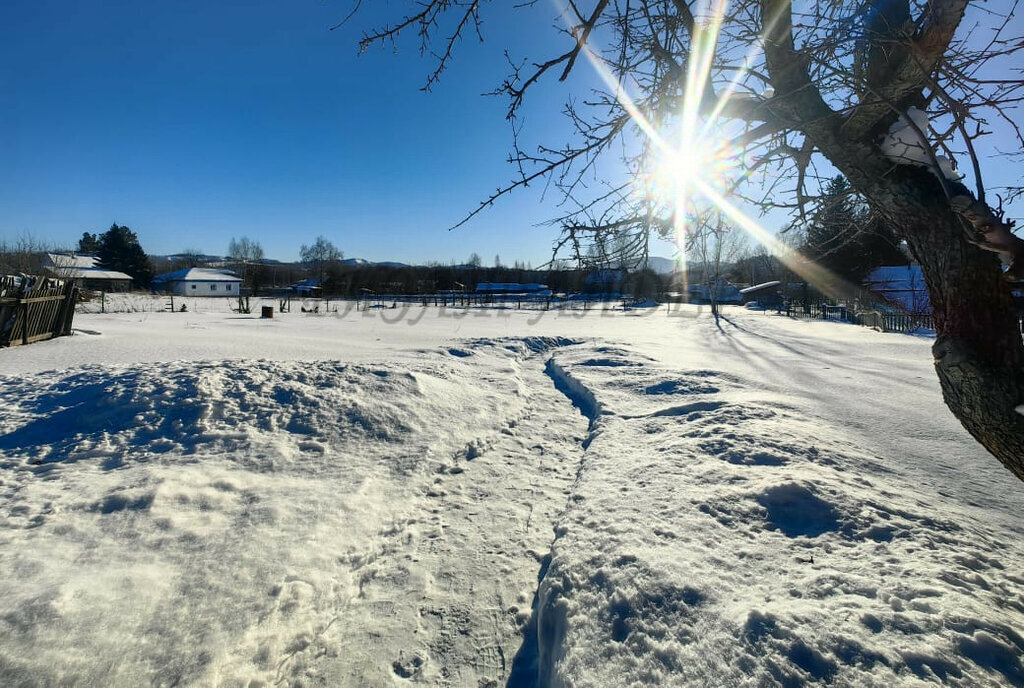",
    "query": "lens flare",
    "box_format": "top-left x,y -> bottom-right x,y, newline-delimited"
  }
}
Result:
643,134 -> 736,226
550,0 -> 854,300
